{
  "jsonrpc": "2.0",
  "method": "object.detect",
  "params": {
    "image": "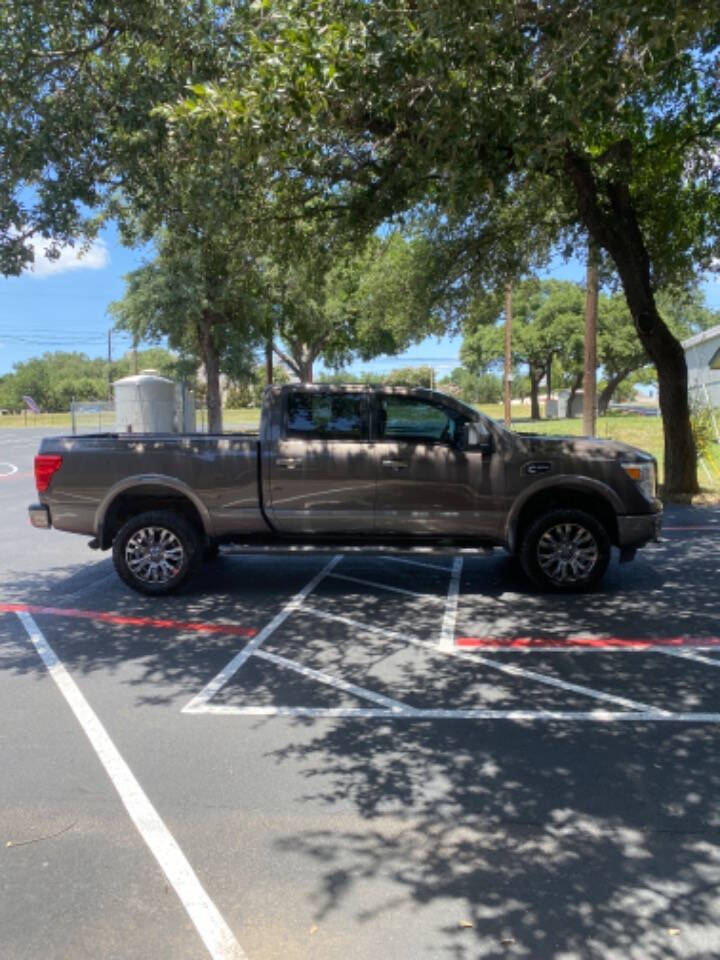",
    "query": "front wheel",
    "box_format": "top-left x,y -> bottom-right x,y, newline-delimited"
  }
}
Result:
112,510 -> 201,596
518,508 -> 610,593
